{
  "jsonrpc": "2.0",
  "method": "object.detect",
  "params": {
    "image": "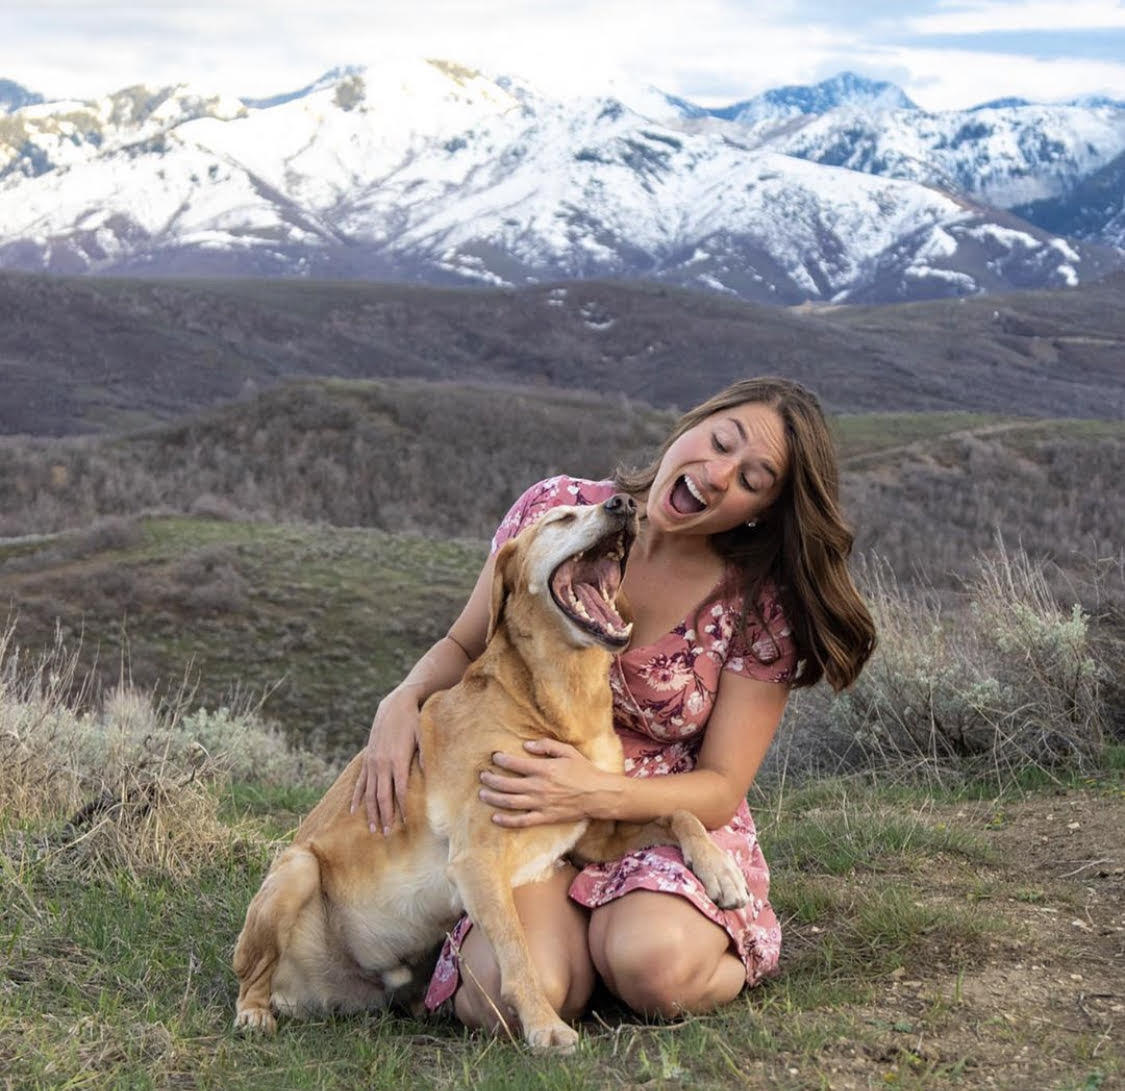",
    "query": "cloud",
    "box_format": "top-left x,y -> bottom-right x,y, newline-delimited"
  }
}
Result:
1,0 -> 1124,110
906,0 -> 1125,34
894,27 -> 1125,64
